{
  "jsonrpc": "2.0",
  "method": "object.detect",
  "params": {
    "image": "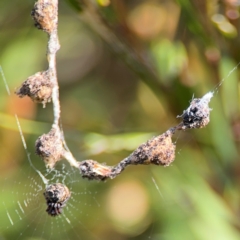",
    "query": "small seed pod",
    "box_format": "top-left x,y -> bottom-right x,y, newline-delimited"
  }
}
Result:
79,160 -> 112,181
128,131 -> 176,167
44,183 -> 71,217
178,92 -> 213,129
15,71 -> 53,107
31,0 -> 58,34
35,128 -> 64,168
